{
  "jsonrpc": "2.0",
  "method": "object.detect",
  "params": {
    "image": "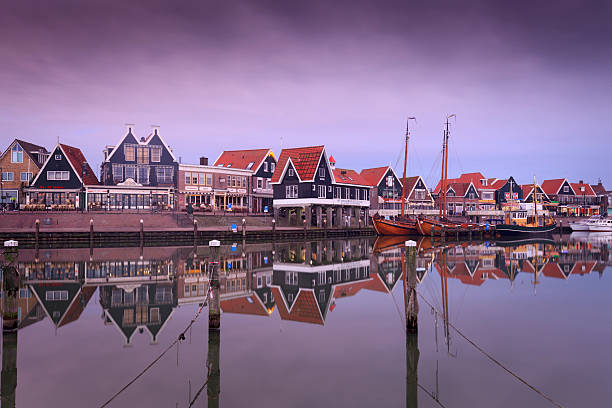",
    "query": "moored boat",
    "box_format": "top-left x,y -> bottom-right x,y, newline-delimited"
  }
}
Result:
569,216 -> 601,232
588,218 -> 612,232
